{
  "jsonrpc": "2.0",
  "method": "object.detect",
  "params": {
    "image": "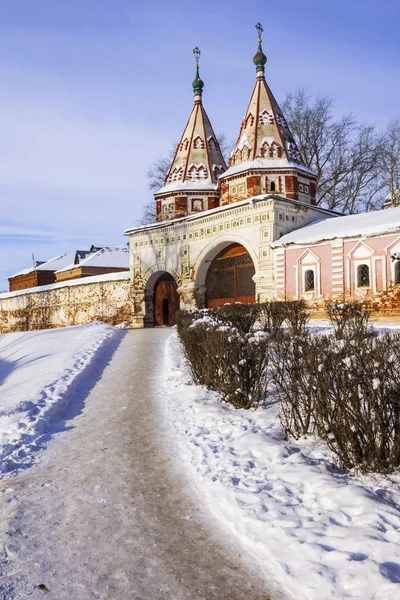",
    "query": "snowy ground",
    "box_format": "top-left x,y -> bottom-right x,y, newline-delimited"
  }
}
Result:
0,322 -> 124,472
163,325 -> 400,600
0,329 -> 270,600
